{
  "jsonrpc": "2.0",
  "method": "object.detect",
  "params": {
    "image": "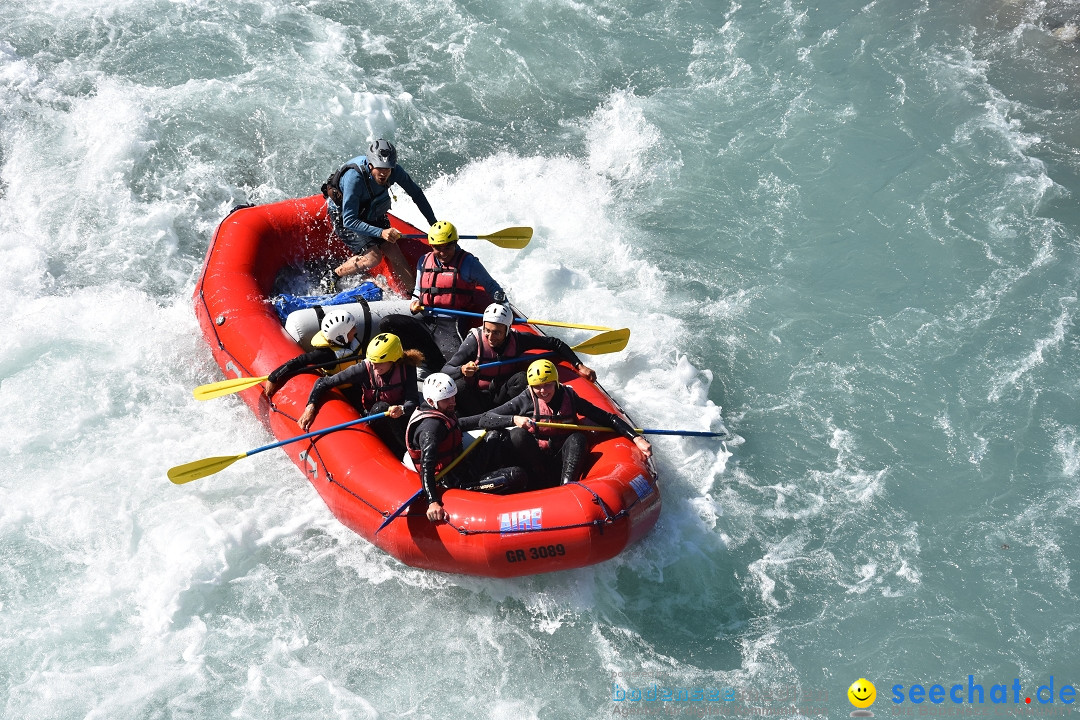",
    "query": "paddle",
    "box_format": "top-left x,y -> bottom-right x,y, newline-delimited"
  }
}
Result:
191,327 -> 628,400
192,354 -> 363,400
375,430 -> 488,534
167,412 -> 387,484
402,226 -> 532,249
535,421 -> 728,438
425,307 -> 613,333
475,329 -> 631,370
